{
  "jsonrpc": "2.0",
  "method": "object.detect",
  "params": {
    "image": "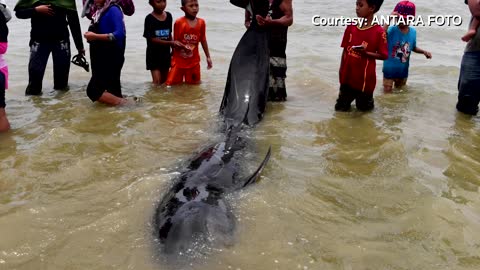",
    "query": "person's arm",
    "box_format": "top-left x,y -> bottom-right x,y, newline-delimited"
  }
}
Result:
108,7 -> 125,41
413,46 -> 432,58
15,5 -> 54,19
468,0 -> 480,18
150,38 -> 175,46
245,9 -> 251,28
201,39 -> 212,69
471,16 -> 480,30
66,9 -> 85,55
256,0 -> 293,27
200,20 -> 212,69
15,7 -> 36,19
84,7 -> 125,42
357,28 -> 388,60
